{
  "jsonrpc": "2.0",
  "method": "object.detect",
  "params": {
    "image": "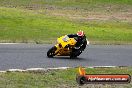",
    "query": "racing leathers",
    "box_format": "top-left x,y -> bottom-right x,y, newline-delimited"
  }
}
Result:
67,34 -> 87,56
